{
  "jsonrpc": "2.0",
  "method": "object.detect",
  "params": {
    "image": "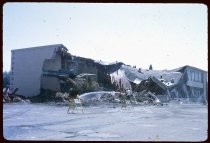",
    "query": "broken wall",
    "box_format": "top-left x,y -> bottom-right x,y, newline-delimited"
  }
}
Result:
41,50 -> 63,91
68,57 -> 98,78
42,54 -> 61,71
10,45 -> 64,97
41,76 -> 61,91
